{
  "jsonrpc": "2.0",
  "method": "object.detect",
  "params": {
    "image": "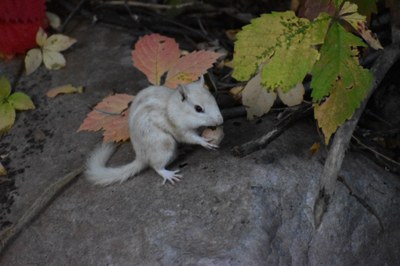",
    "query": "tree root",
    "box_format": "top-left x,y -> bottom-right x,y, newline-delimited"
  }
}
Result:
0,166 -> 85,254
313,44 -> 400,228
